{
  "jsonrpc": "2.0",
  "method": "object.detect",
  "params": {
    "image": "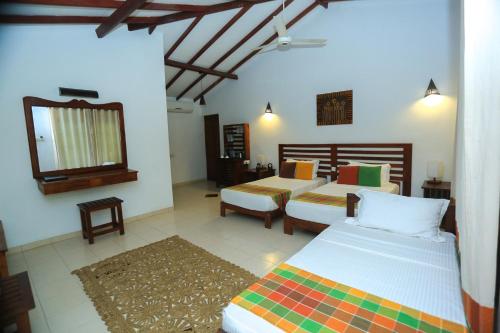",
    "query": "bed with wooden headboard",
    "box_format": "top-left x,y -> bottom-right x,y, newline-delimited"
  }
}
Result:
279,143 -> 412,195
281,143 -> 413,235
220,145 -> 333,228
